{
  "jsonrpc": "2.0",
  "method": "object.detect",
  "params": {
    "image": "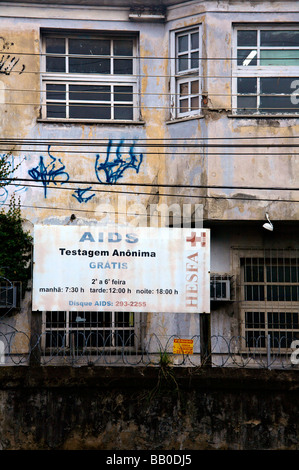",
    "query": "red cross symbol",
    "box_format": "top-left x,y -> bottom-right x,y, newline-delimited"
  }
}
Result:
186,232 -> 206,247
